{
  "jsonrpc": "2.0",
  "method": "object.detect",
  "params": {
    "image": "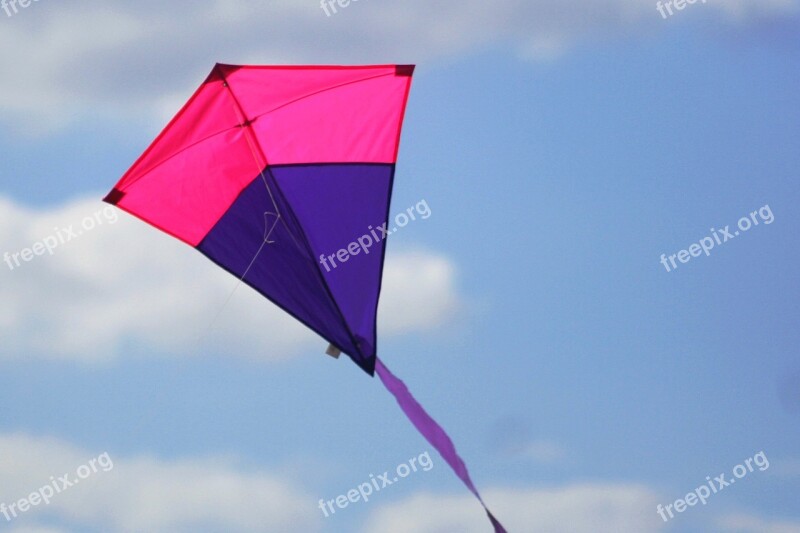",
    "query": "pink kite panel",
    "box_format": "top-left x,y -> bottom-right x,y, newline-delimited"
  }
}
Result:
107,65 -> 414,246
112,128 -> 261,246
116,74 -> 241,191
222,66 -> 413,165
